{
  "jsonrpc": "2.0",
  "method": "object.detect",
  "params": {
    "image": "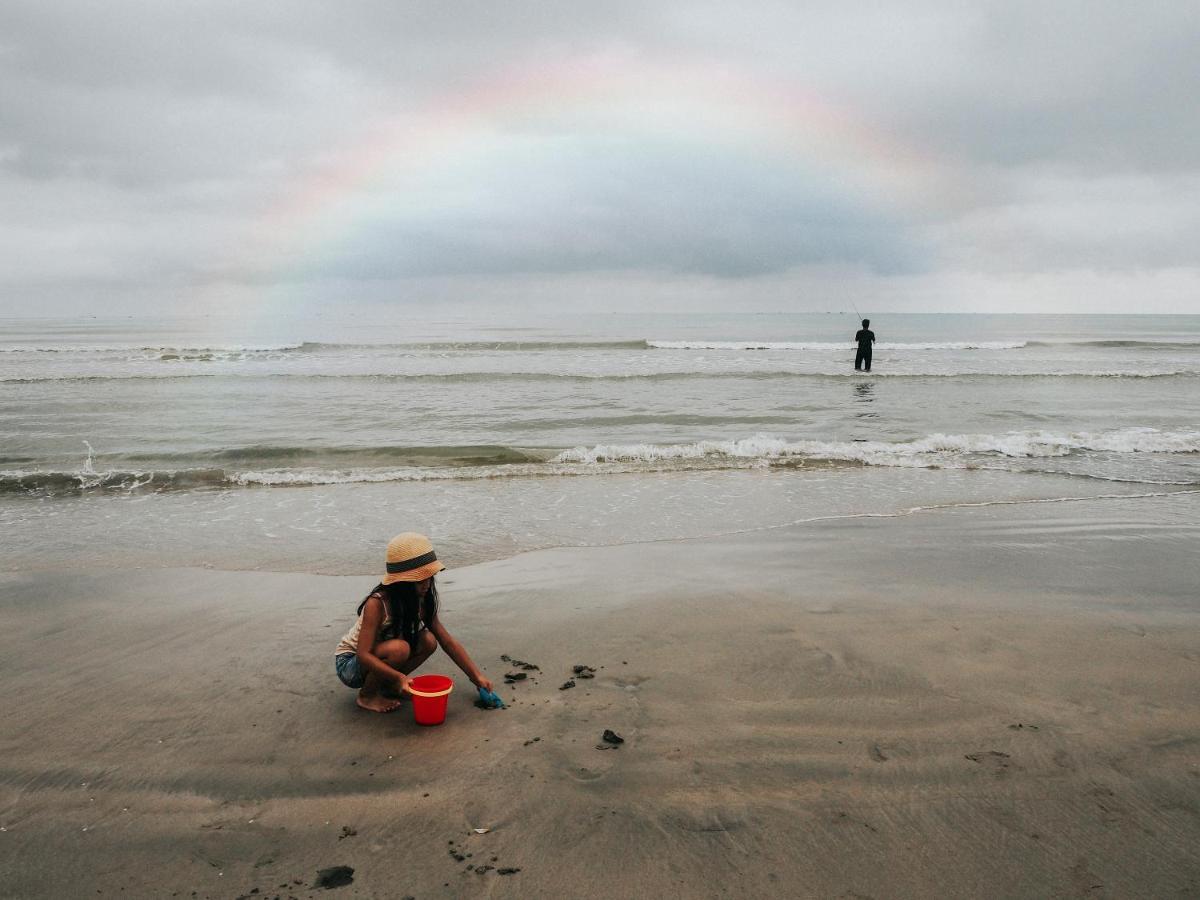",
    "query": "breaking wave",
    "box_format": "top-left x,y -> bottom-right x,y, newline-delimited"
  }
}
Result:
646,340 -> 1029,351
1026,340 -> 1200,350
6,428 -> 1197,498
5,369 -> 1195,385
0,343 -> 305,357
7,336 -> 1200,360
553,428 -> 1200,465
0,339 -> 651,358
